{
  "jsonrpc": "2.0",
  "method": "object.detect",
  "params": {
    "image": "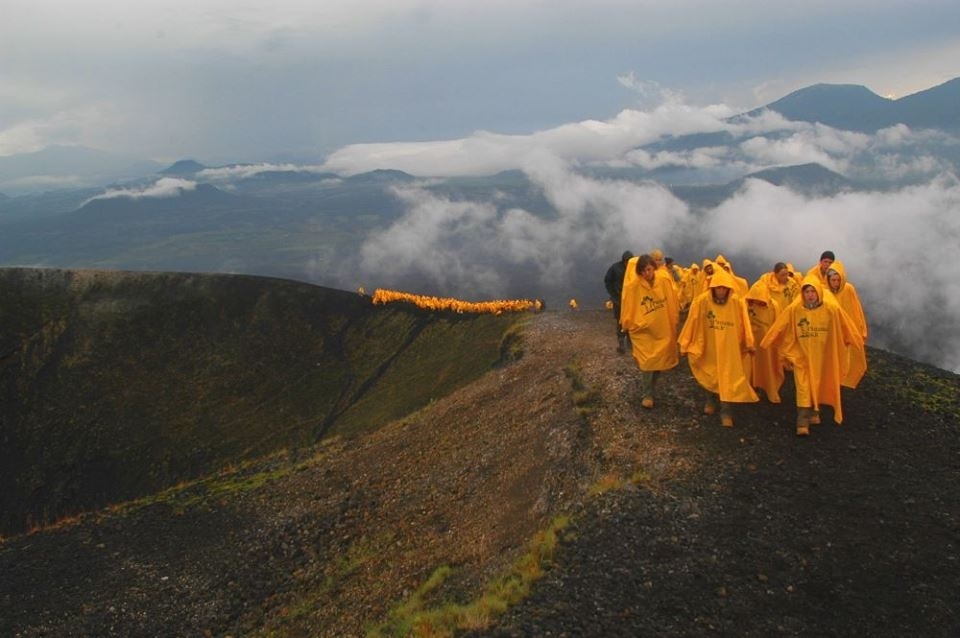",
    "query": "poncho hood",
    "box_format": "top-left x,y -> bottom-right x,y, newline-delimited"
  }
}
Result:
708,267 -> 737,292
800,273 -> 826,305
746,278 -> 775,306
826,260 -> 848,293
